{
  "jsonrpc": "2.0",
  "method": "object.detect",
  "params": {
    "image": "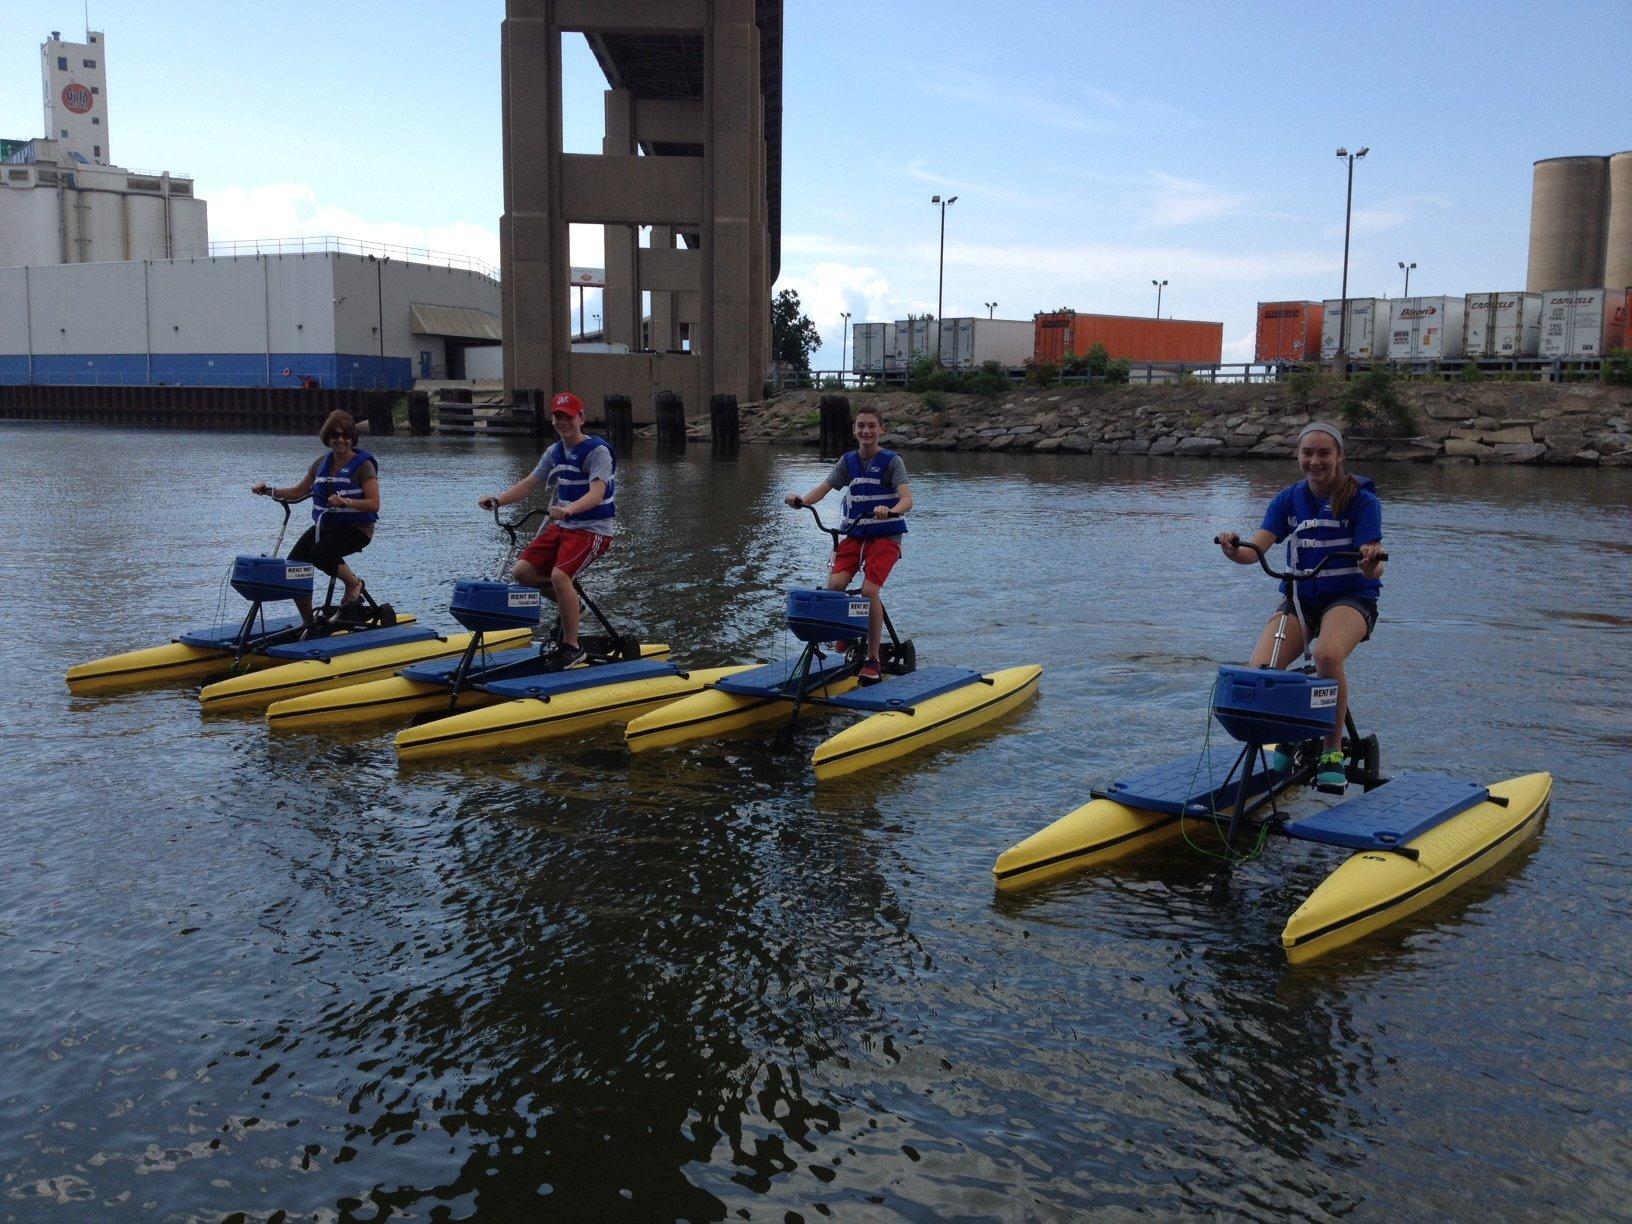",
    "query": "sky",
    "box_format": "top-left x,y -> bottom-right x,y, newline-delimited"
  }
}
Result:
6,1 -> 1631,368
